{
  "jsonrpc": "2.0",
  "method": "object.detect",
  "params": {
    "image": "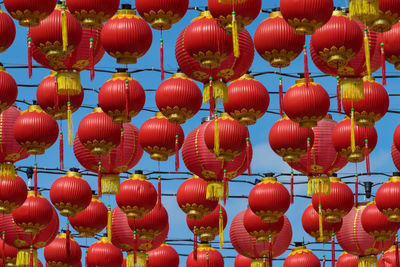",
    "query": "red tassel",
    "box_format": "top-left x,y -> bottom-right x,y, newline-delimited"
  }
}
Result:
223,169 -> 227,206
323,255 -> 326,267
307,137 -> 311,175
34,163 -> 38,196
89,38 -> 94,81
246,137 -> 251,176
158,175 -> 162,205
365,140 -> 370,176
355,174 -> 359,207
120,126 -> 124,165
1,231 -> 5,265
85,251 -> 88,267
54,74 -> 59,111
97,162 -> 102,197
263,256 -> 267,267
160,36 -> 164,81
193,226 -> 197,260
336,77 -> 341,113
175,135 -> 180,173
331,234 -> 335,267
303,45 -> 309,86
279,77 -> 283,115
133,231 -> 138,265
381,43 -> 386,86
290,170 -> 294,204
268,235 -> 273,267
59,131 -> 64,170
29,246 -> 33,267
27,34 -> 32,79
396,234 -> 399,267
209,77 -> 215,118
66,223 -> 70,256
206,252 -> 210,267
146,253 -> 149,266
125,80 -> 130,121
